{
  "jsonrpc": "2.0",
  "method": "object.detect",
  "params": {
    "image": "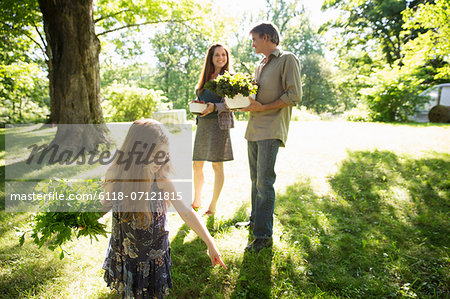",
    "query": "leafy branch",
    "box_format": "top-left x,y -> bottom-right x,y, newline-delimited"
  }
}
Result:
0,20 -> 47,59
97,18 -> 197,37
